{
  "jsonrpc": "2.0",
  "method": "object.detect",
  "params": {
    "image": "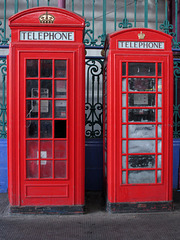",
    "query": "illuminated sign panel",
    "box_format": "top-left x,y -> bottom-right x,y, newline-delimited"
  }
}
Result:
118,41 -> 165,49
